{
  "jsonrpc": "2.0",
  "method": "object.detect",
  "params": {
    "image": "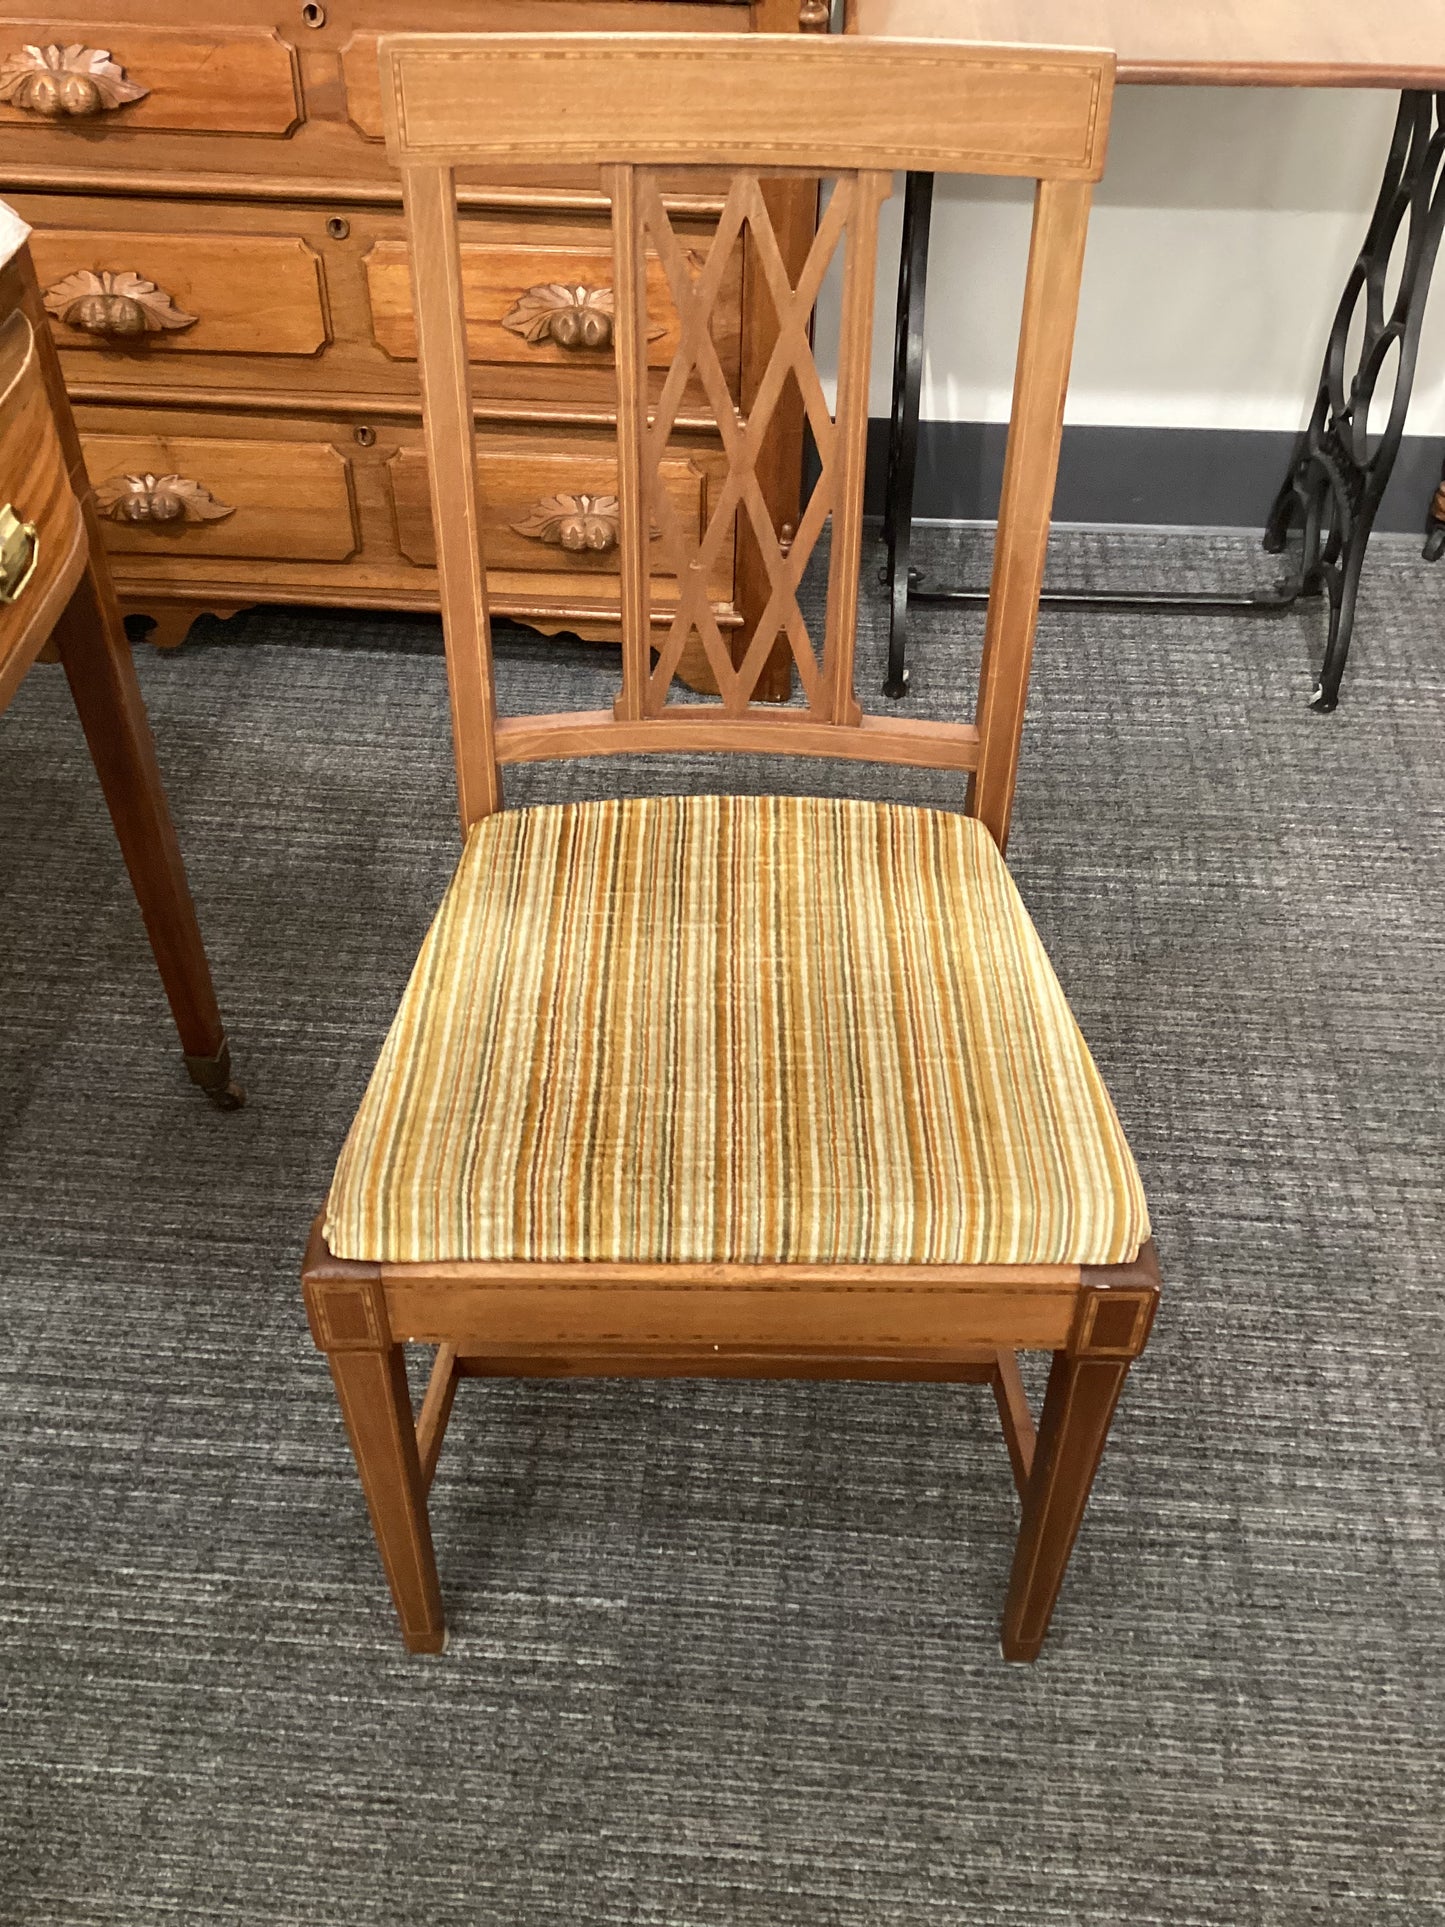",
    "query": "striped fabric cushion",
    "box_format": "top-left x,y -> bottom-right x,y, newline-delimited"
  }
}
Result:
325,794 -> 1149,1268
